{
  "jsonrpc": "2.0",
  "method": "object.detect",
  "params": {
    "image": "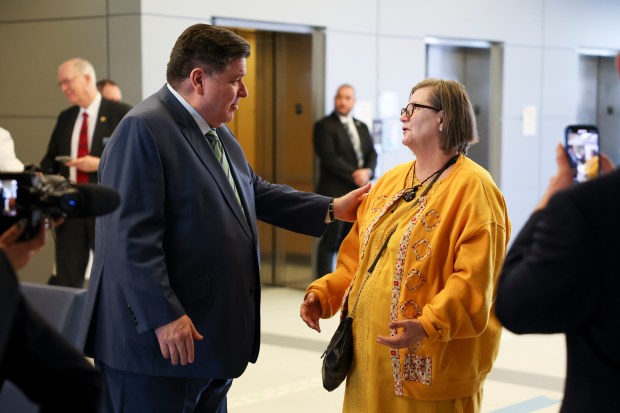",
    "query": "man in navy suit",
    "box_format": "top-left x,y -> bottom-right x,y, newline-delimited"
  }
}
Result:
313,84 -> 377,278
78,24 -> 369,413
40,58 -> 131,288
